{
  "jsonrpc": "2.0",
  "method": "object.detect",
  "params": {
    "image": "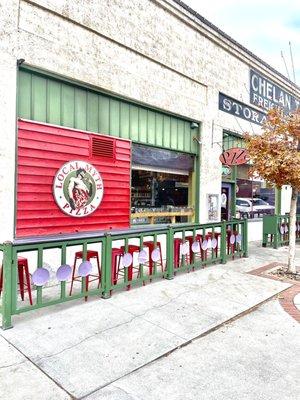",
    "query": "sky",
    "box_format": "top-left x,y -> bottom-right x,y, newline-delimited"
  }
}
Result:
183,0 -> 300,86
